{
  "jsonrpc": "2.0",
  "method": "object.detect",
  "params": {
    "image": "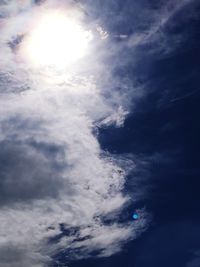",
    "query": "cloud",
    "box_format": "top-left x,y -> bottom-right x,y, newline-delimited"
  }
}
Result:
85,0 -> 197,58
0,141 -> 64,206
125,0 -> 198,55
187,258 -> 200,267
0,1 -> 151,266
99,106 -> 128,127
186,251 -> 200,267
0,244 -> 49,267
